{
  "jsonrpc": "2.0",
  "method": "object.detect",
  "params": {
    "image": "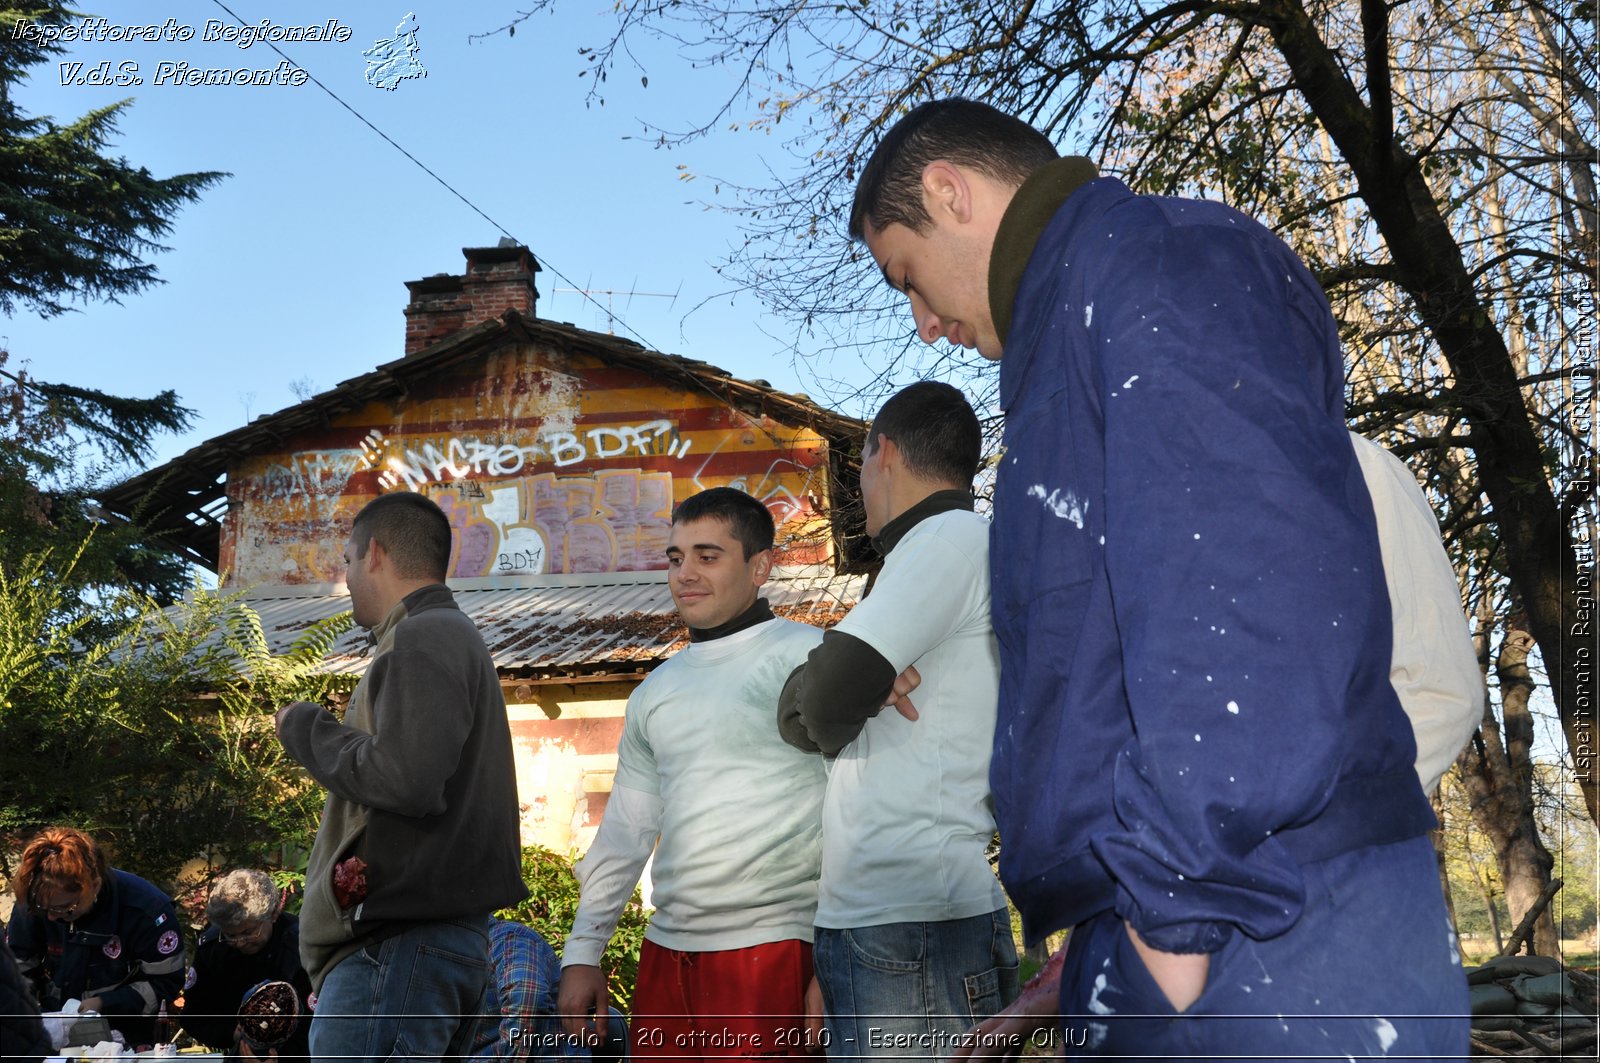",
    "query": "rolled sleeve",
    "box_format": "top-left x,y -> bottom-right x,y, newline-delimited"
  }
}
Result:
781,530 -> 980,756
778,632 -> 897,757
